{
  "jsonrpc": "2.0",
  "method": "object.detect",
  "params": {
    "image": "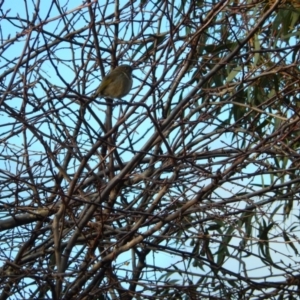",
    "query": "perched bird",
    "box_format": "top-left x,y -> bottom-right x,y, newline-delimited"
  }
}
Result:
94,65 -> 133,99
